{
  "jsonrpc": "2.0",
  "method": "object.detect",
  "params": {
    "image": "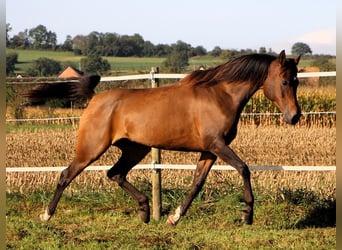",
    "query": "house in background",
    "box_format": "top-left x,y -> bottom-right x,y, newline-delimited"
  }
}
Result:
58,66 -> 84,78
